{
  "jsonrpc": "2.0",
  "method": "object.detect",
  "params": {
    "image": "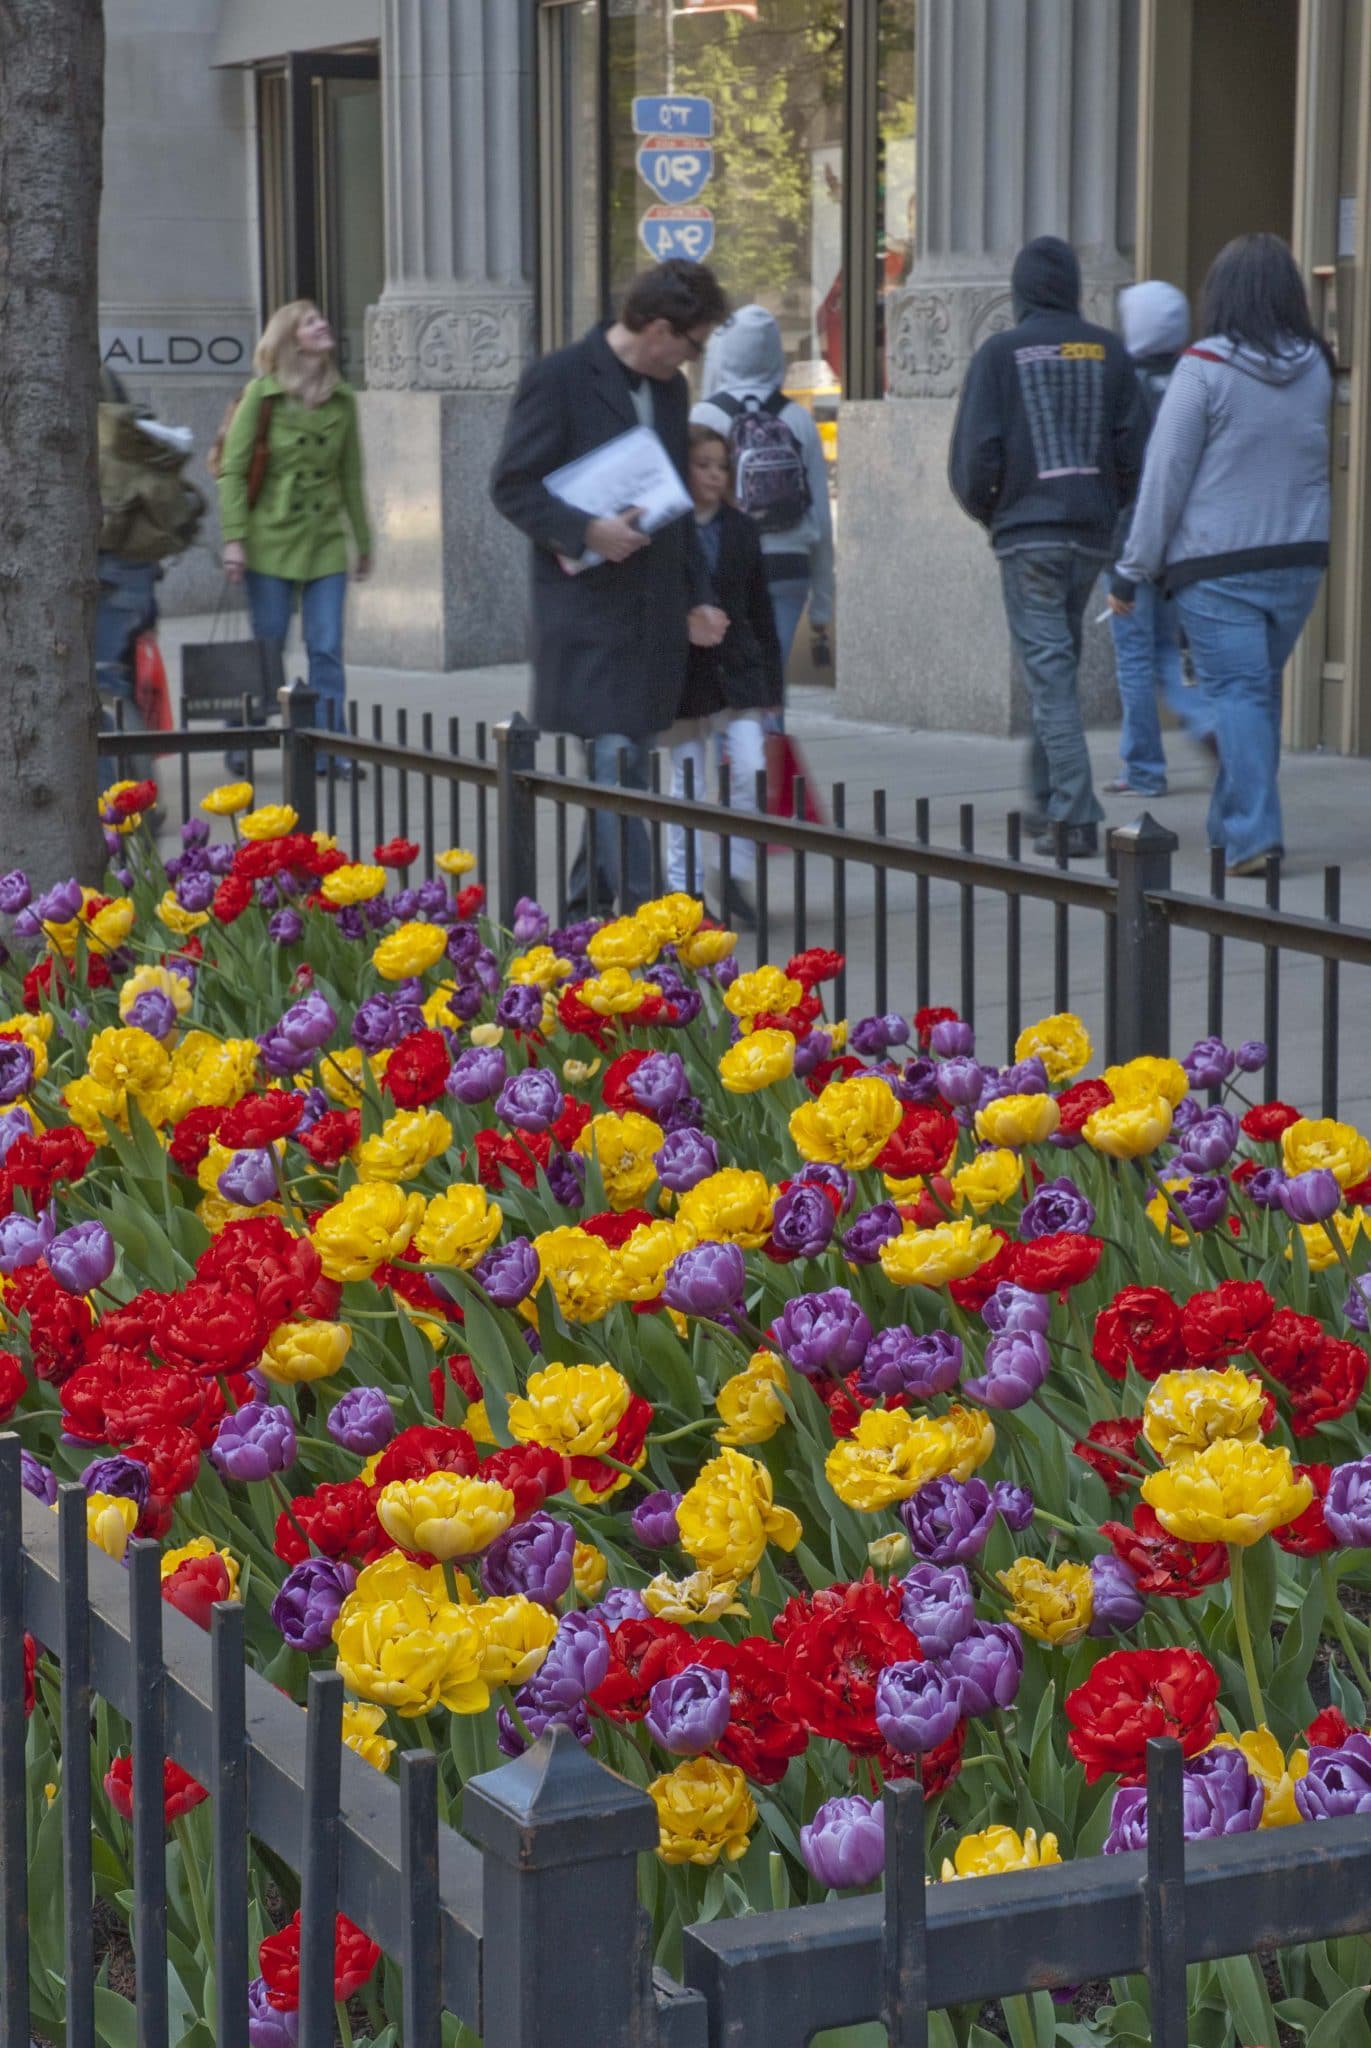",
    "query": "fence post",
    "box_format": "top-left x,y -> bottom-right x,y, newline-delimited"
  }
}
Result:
1110,813 -> 1178,1060
278,678 -> 320,836
494,713 -> 538,931
463,1725 -> 658,2048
